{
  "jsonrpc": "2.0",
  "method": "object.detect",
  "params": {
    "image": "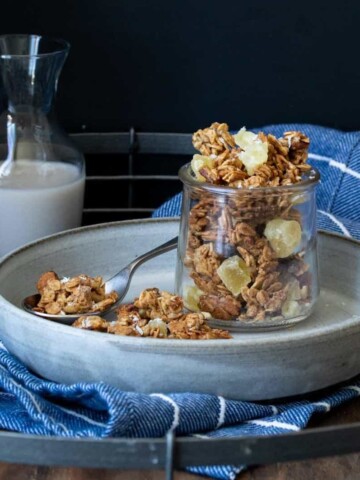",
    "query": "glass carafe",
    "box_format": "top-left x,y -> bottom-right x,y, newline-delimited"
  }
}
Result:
0,34 -> 85,257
